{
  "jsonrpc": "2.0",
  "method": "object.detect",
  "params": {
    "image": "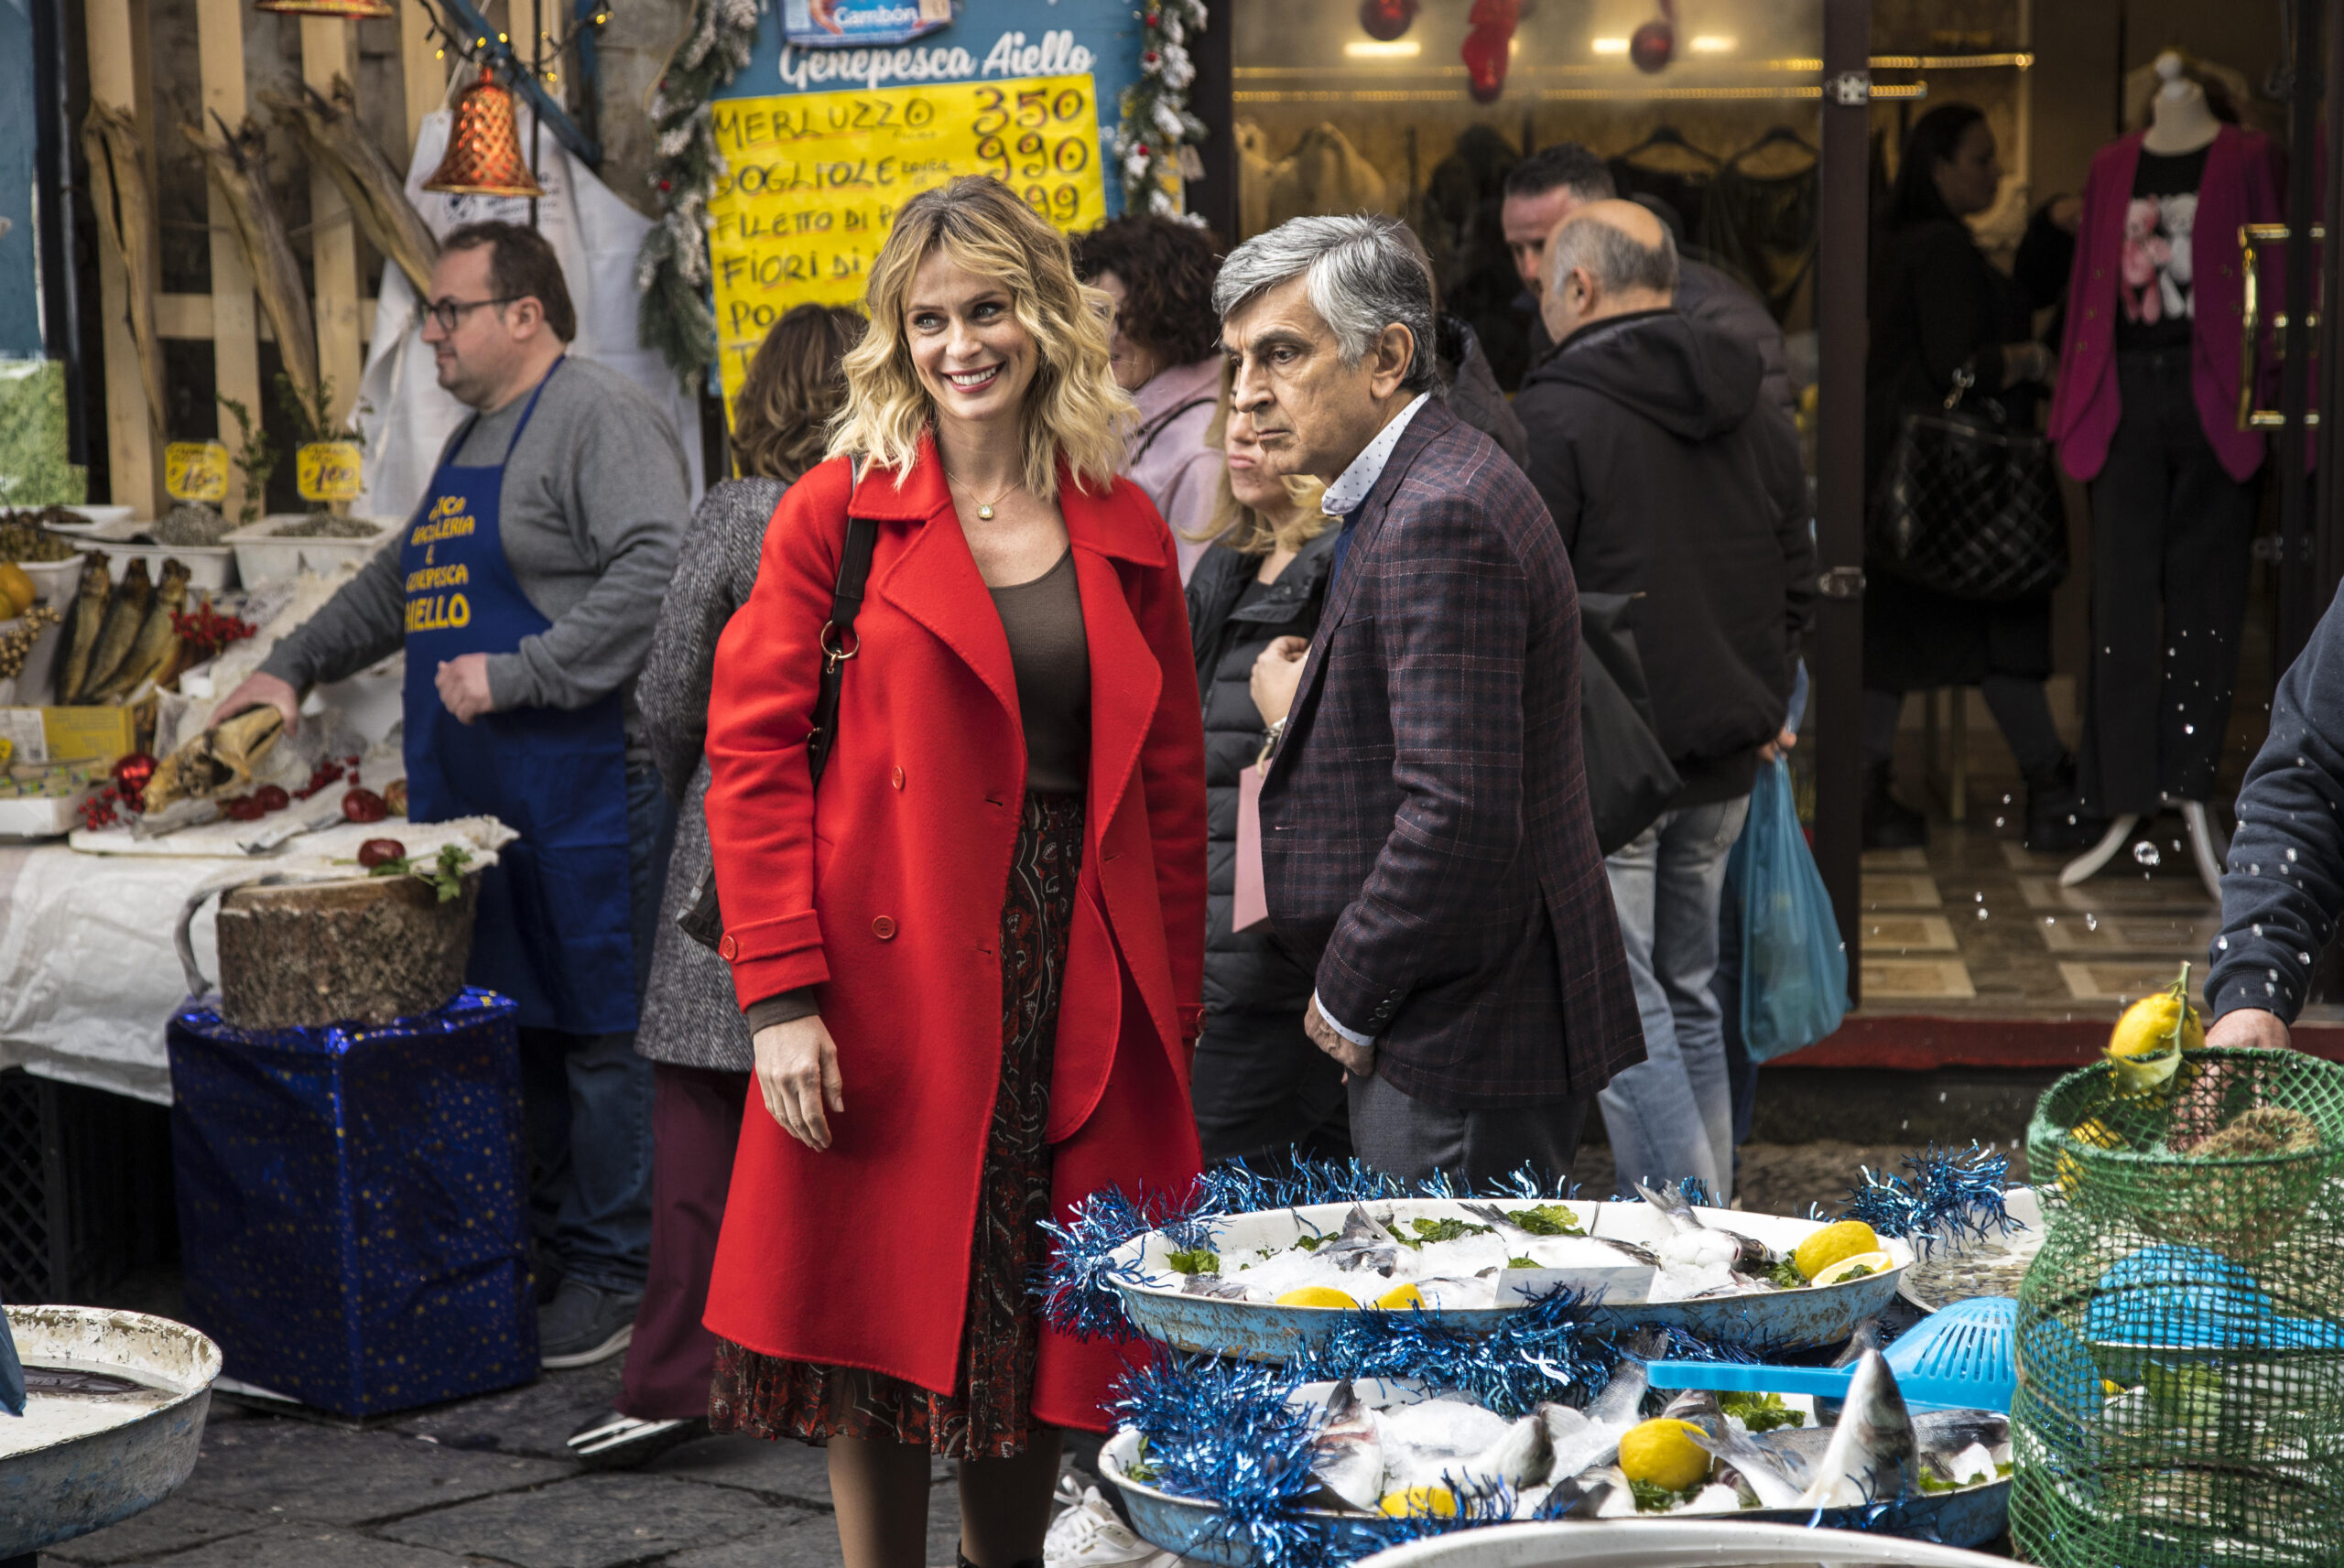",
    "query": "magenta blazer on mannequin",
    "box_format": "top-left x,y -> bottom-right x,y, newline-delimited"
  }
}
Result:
2046,124 -> 2284,485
